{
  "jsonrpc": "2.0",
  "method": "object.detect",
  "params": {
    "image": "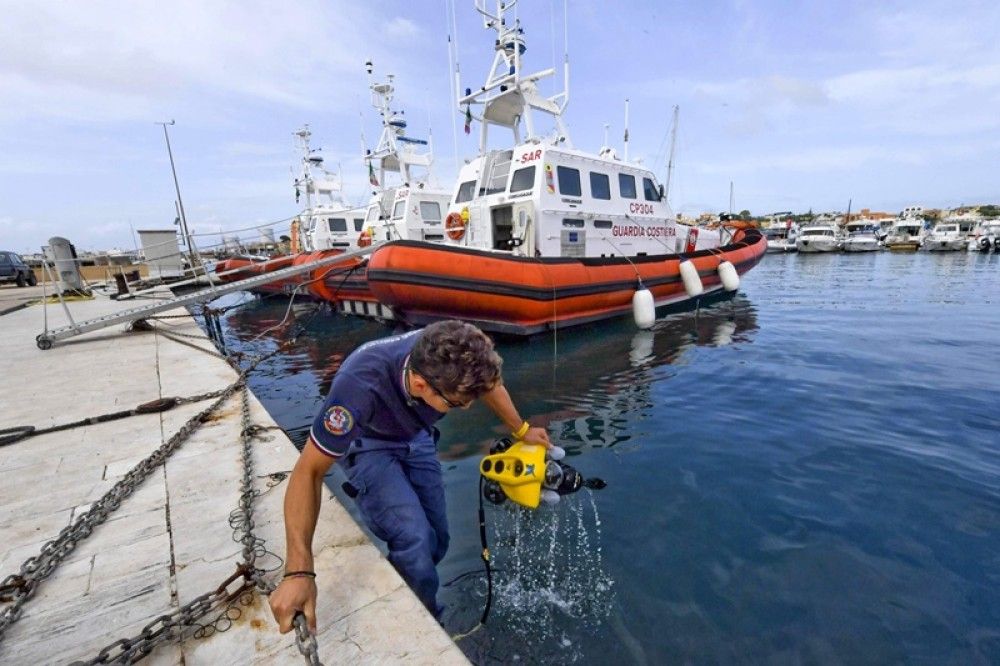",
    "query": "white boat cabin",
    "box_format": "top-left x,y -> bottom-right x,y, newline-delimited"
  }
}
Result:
798,225 -> 839,239
362,186 -> 452,244
444,144 -> 719,259
886,219 -> 925,243
304,208 -> 366,251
